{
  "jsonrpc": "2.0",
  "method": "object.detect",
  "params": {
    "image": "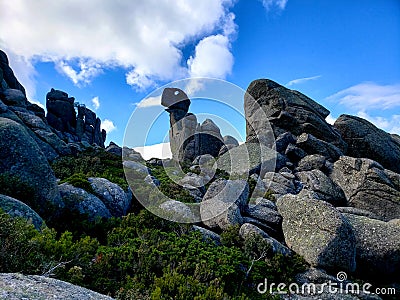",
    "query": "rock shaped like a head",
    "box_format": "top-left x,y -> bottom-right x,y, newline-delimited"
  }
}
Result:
161,88 -> 190,112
